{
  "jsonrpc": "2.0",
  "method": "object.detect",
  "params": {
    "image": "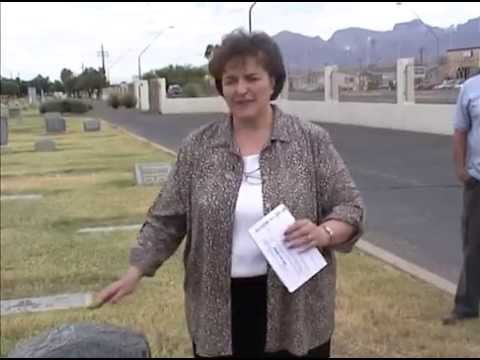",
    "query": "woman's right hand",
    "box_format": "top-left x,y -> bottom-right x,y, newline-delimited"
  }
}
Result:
90,266 -> 143,308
